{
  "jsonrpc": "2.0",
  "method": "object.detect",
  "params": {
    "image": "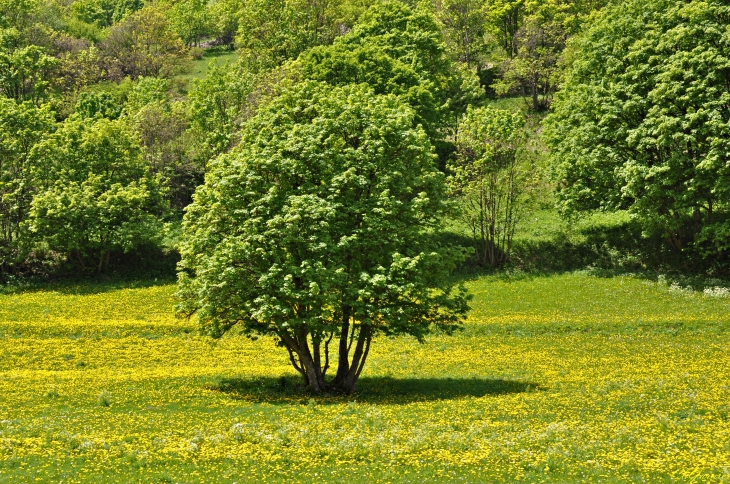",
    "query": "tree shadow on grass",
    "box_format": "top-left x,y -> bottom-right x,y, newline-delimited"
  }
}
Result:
208,375 -> 543,405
